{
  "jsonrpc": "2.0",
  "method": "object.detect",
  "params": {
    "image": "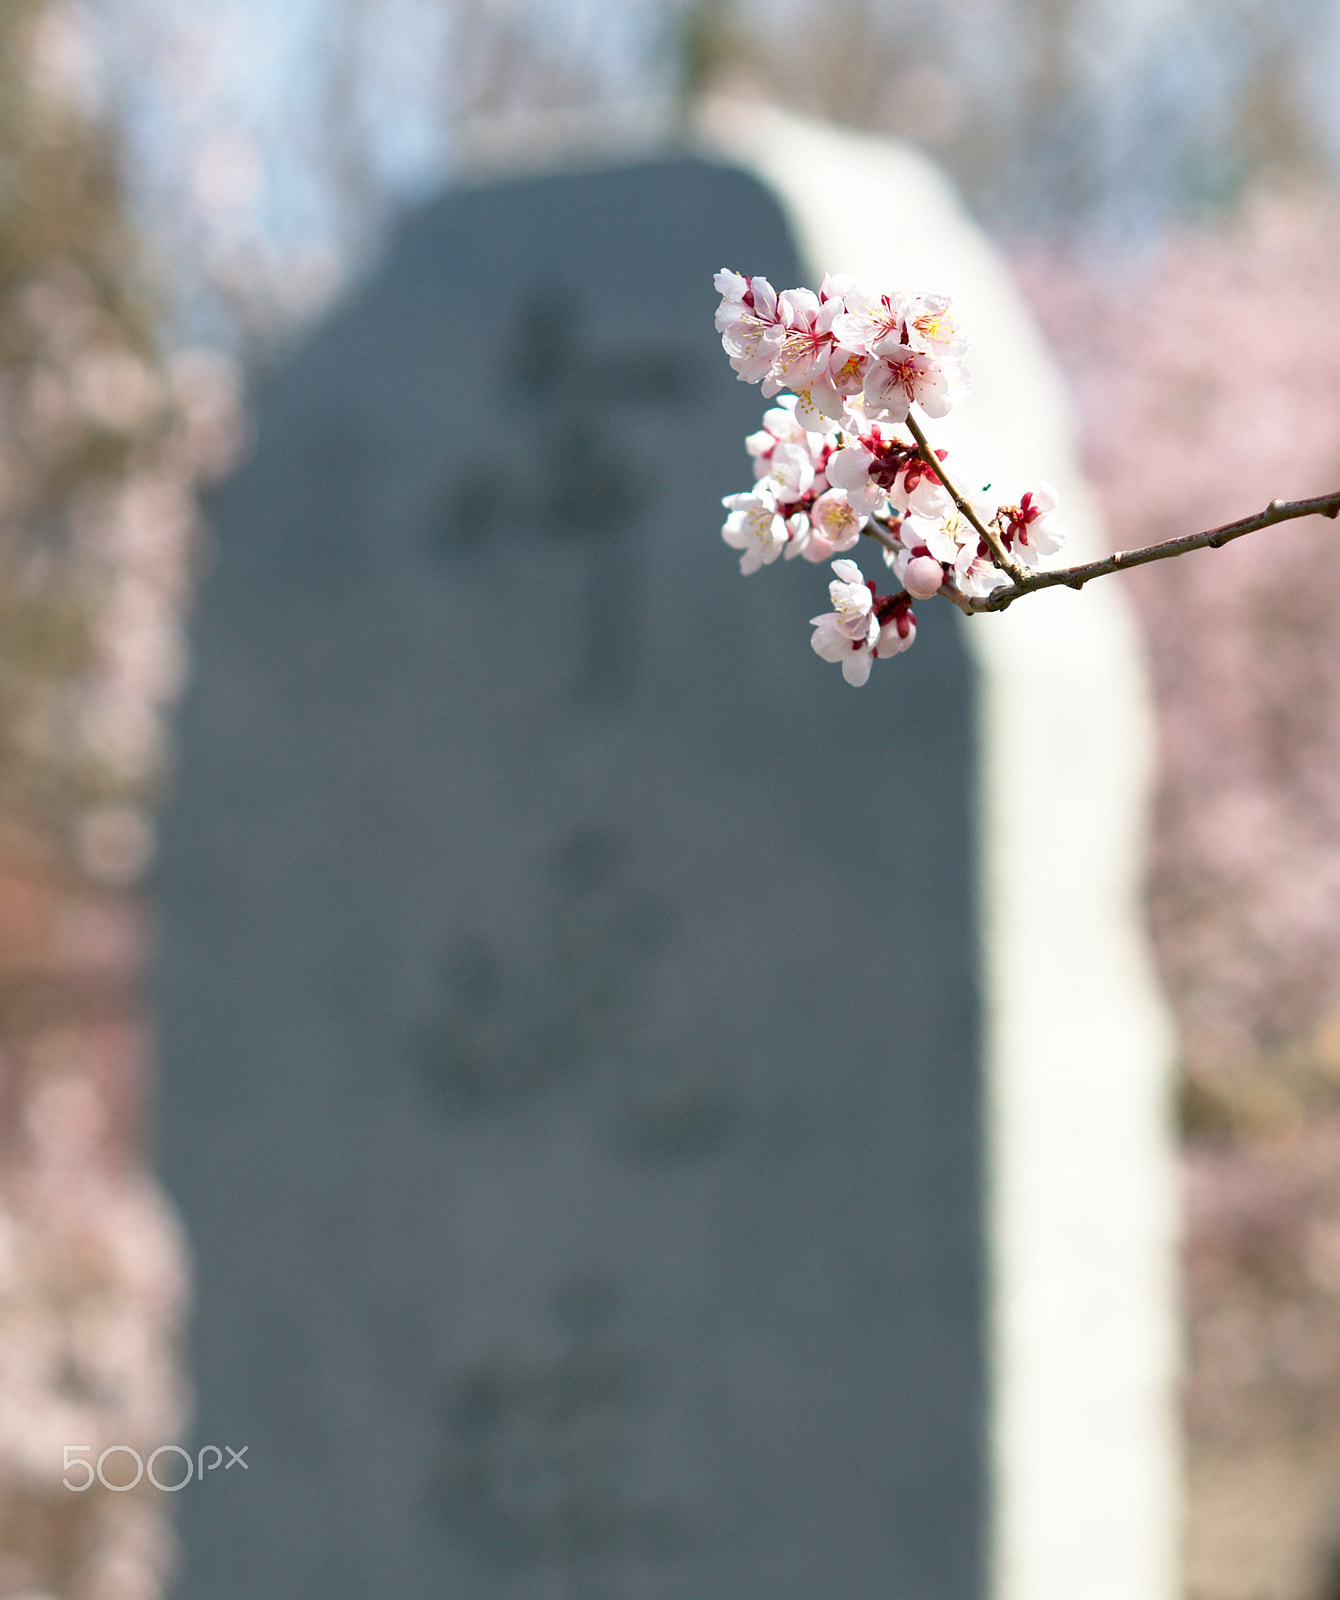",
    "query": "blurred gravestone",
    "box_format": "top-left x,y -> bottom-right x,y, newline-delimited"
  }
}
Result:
155,158 -> 982,1600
